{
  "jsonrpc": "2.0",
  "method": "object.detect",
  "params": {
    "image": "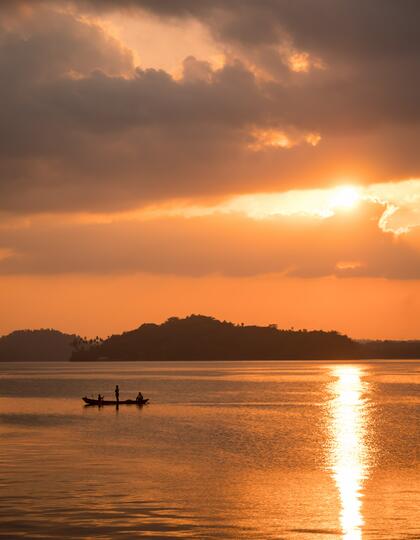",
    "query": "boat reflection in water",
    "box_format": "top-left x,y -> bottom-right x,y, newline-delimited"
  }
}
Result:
329,366 -> 371,540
